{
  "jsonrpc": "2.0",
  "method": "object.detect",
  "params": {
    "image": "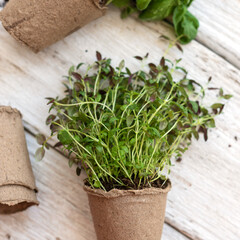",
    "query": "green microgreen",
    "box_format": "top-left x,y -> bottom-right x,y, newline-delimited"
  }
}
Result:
36,52 -> 231,190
